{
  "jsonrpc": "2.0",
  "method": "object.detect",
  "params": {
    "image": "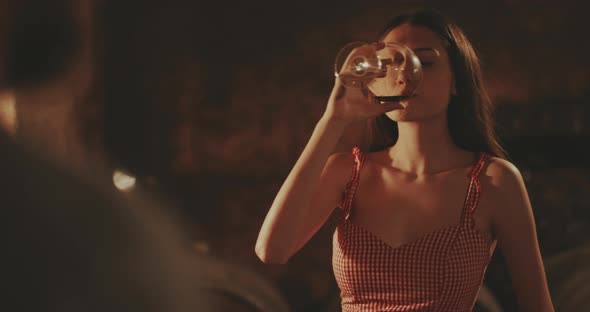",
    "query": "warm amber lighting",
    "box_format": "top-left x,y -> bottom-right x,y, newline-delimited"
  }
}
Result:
0,91 -> 17,136
113,170 -> 136,192
192,241 -> 210,254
